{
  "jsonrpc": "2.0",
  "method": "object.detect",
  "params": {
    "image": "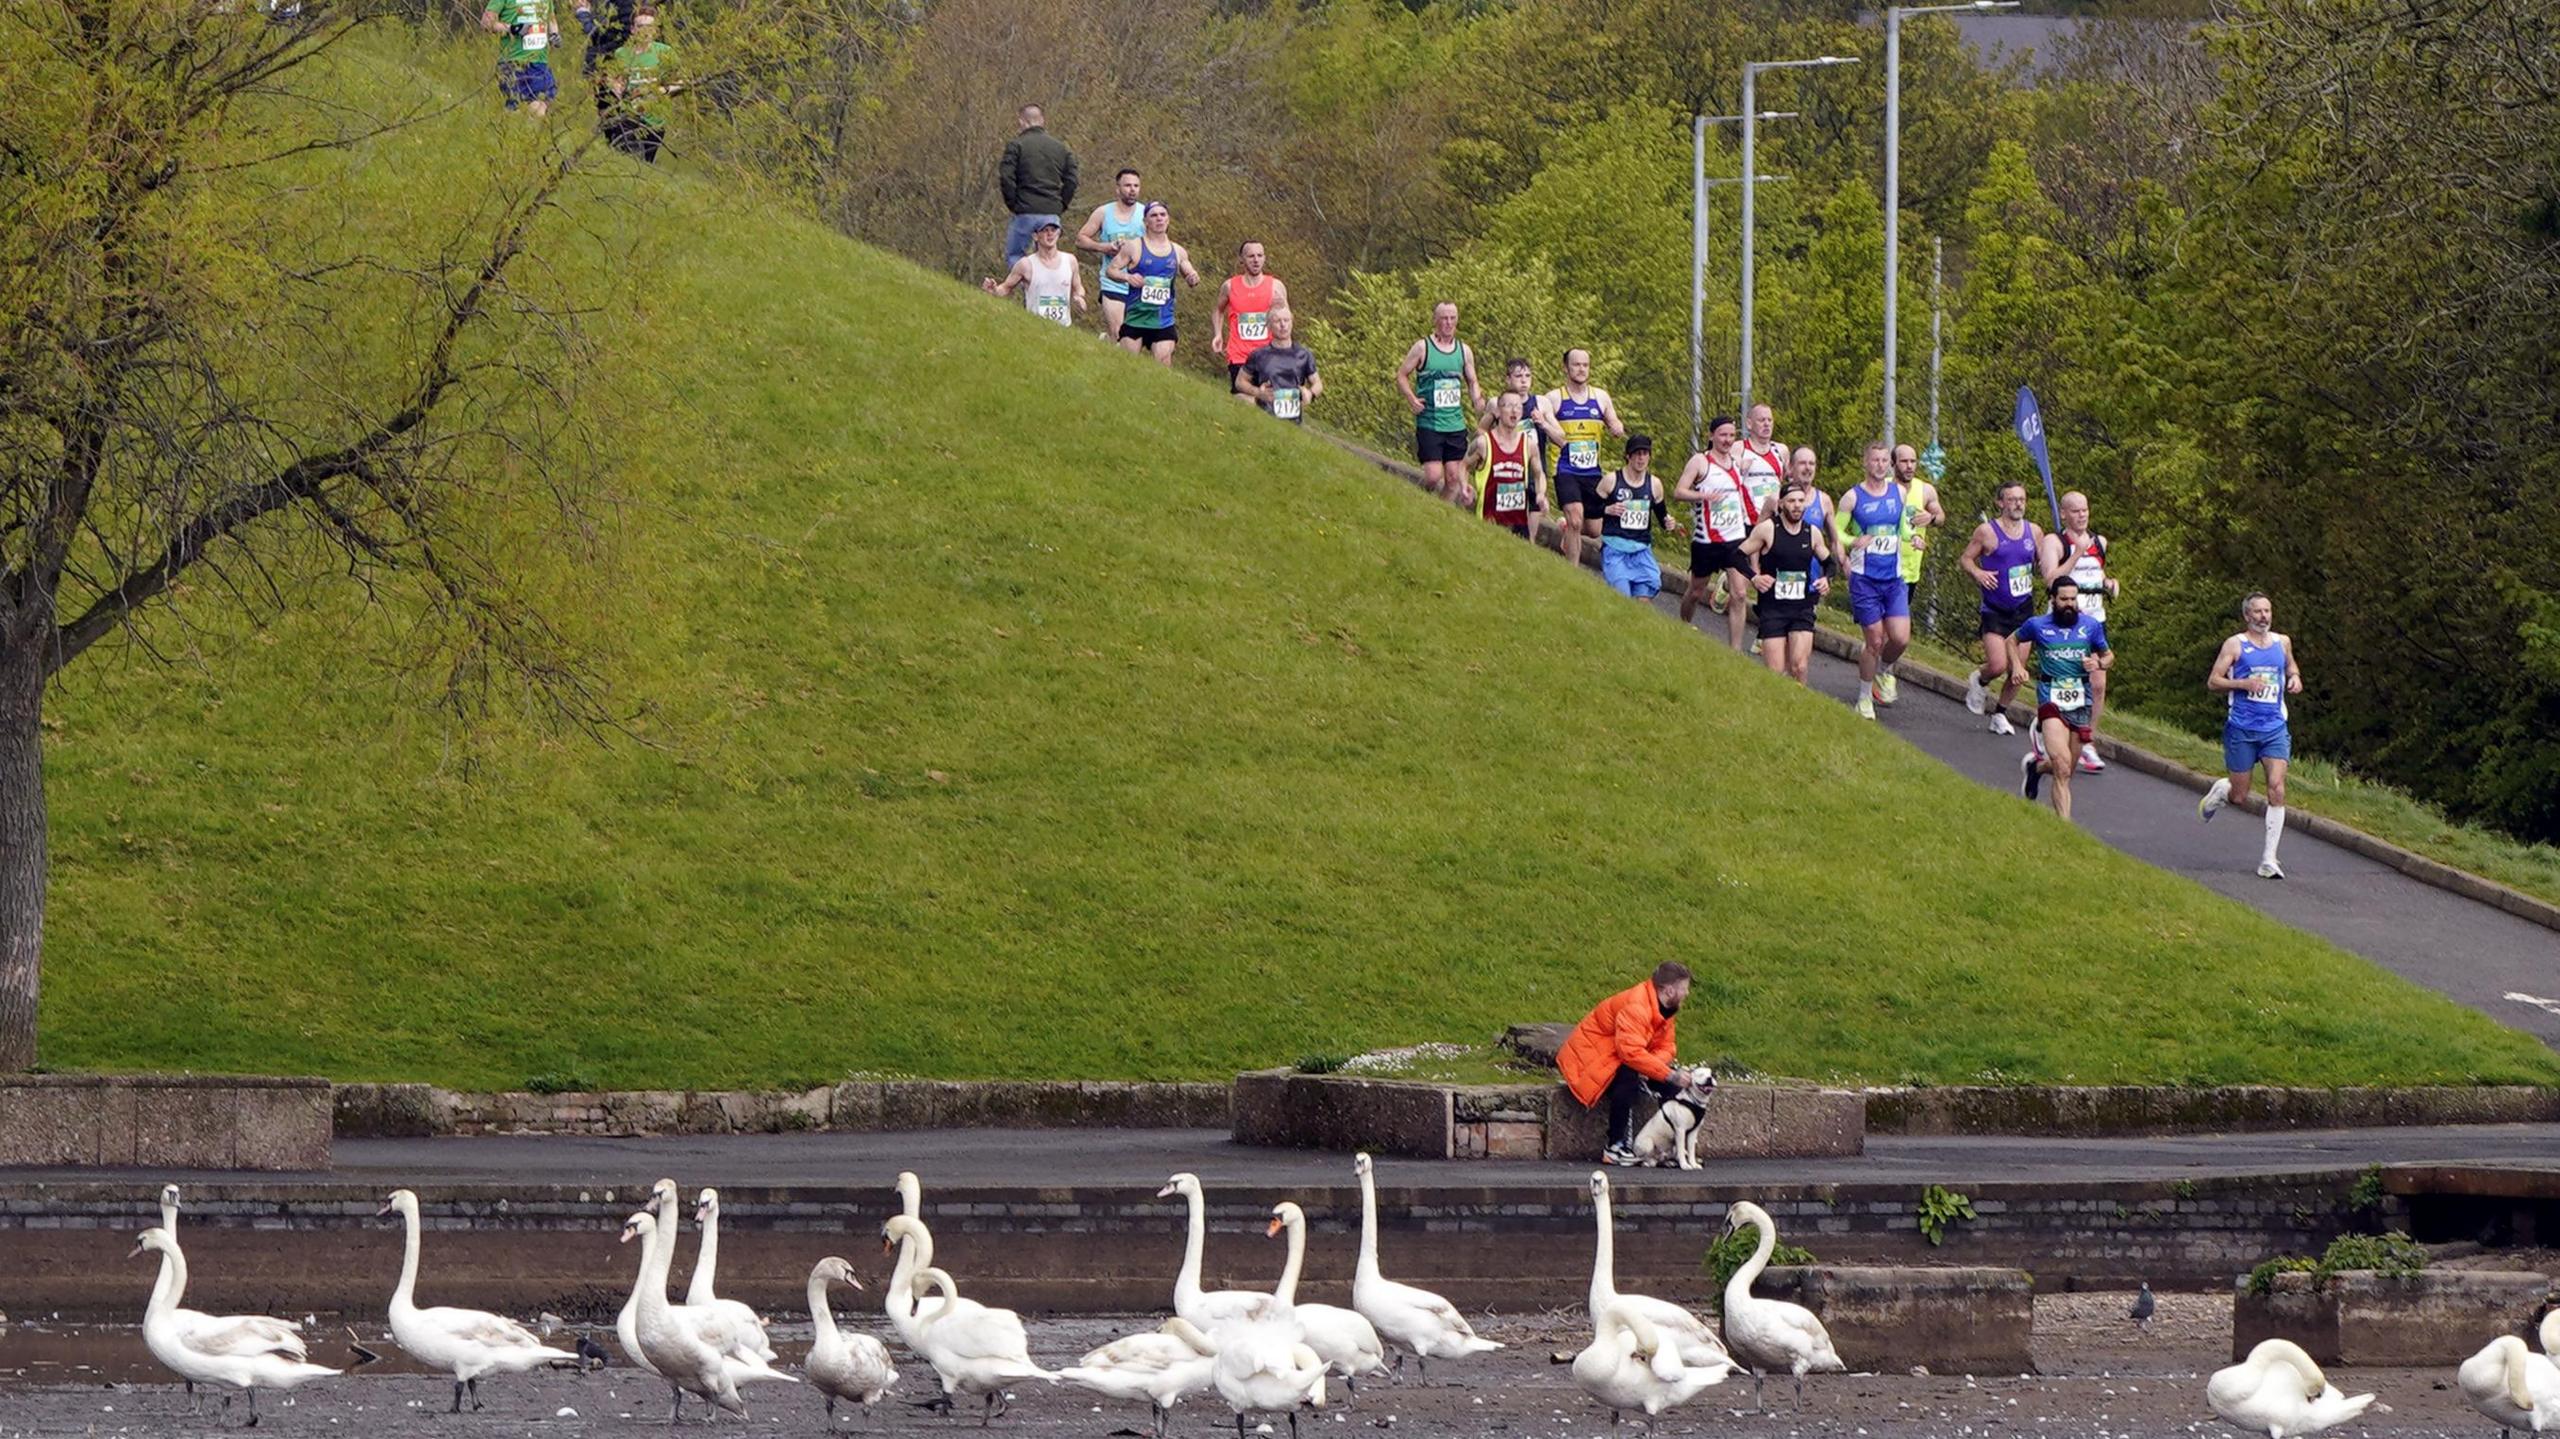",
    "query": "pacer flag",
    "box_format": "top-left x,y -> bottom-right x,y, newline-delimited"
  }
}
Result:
2014,385 -> 2060,532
